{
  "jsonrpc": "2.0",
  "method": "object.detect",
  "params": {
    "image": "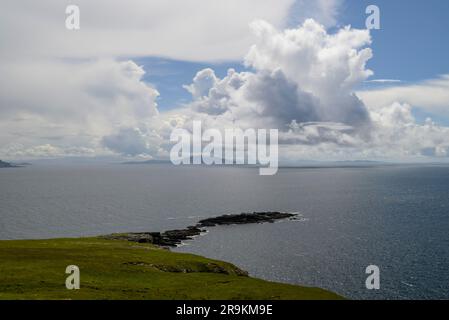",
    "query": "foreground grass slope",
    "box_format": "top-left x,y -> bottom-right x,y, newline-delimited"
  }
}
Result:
0,237 -> 342,300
